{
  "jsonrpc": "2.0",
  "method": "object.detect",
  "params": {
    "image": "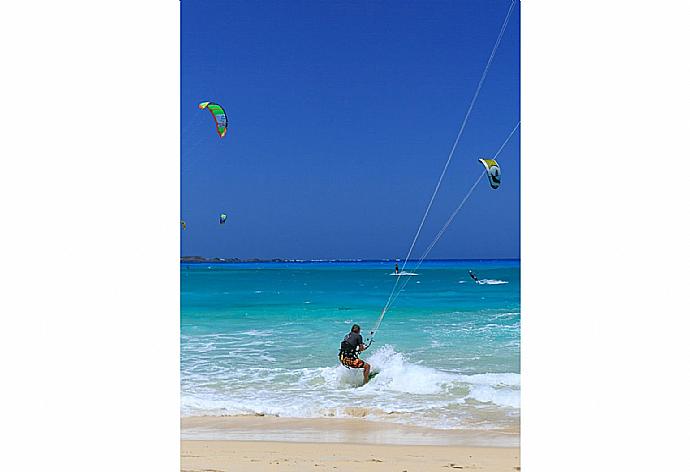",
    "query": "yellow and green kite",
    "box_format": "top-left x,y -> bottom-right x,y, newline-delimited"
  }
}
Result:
478,158 -> 501,189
